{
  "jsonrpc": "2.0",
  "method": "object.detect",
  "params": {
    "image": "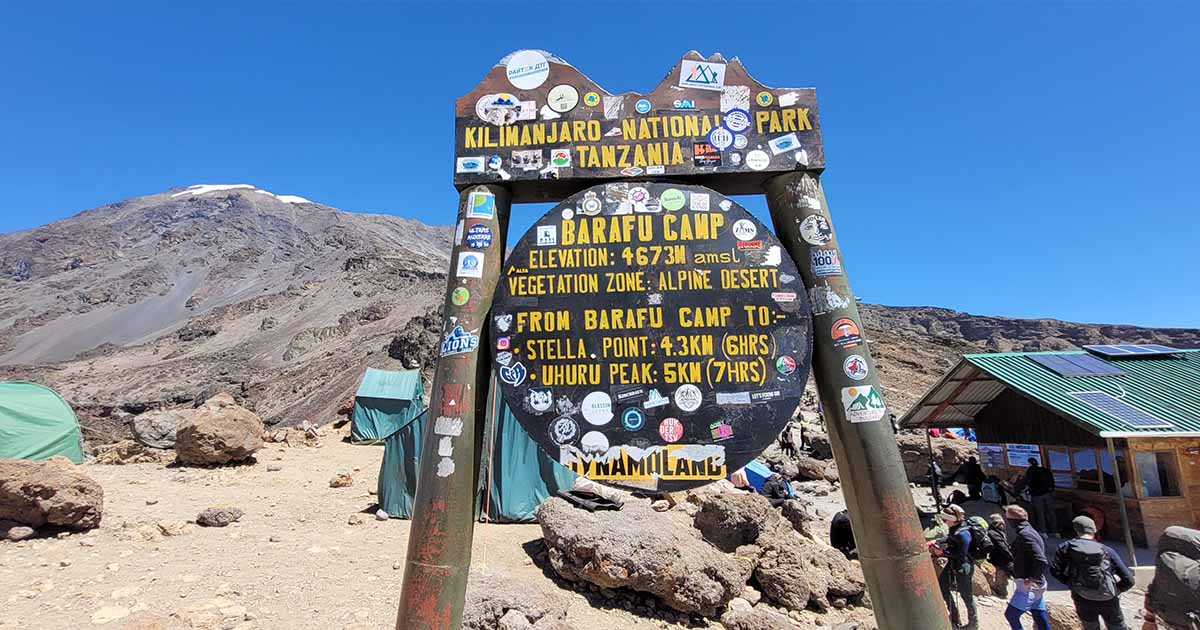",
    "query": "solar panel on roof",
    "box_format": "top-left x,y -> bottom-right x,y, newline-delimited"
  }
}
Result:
1084,344 -> 1182,359
1069,391 -> 1173,429
1028,354 -> 1125,377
